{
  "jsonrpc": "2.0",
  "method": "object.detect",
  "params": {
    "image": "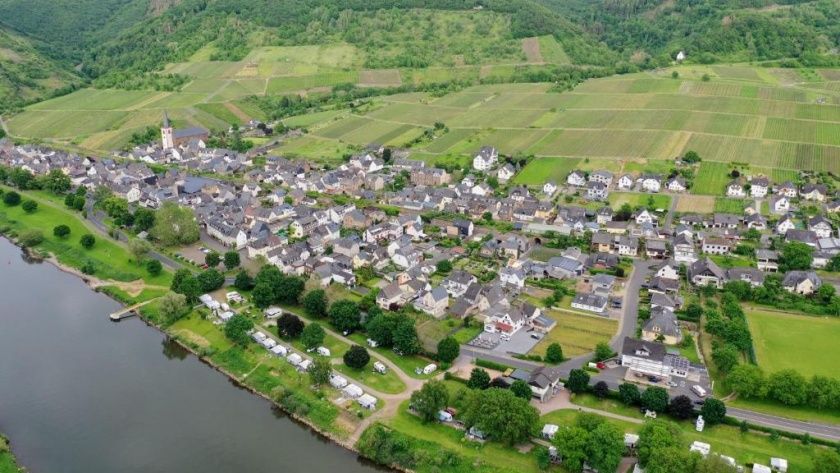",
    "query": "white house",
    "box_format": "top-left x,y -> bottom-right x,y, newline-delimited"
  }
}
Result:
775,216 -> 796,235
472,146 -> 498,171
635,210 -> 655,225
497,164 -> 516,182
543,181 -> 558,196
571,293 -> 608,314
567,170 -> 586,187
640,175 -> 661,193
666,177 -> 687,192
726,181 -> 746,198
617,174 -> 634,190
751,177 -> 769,198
